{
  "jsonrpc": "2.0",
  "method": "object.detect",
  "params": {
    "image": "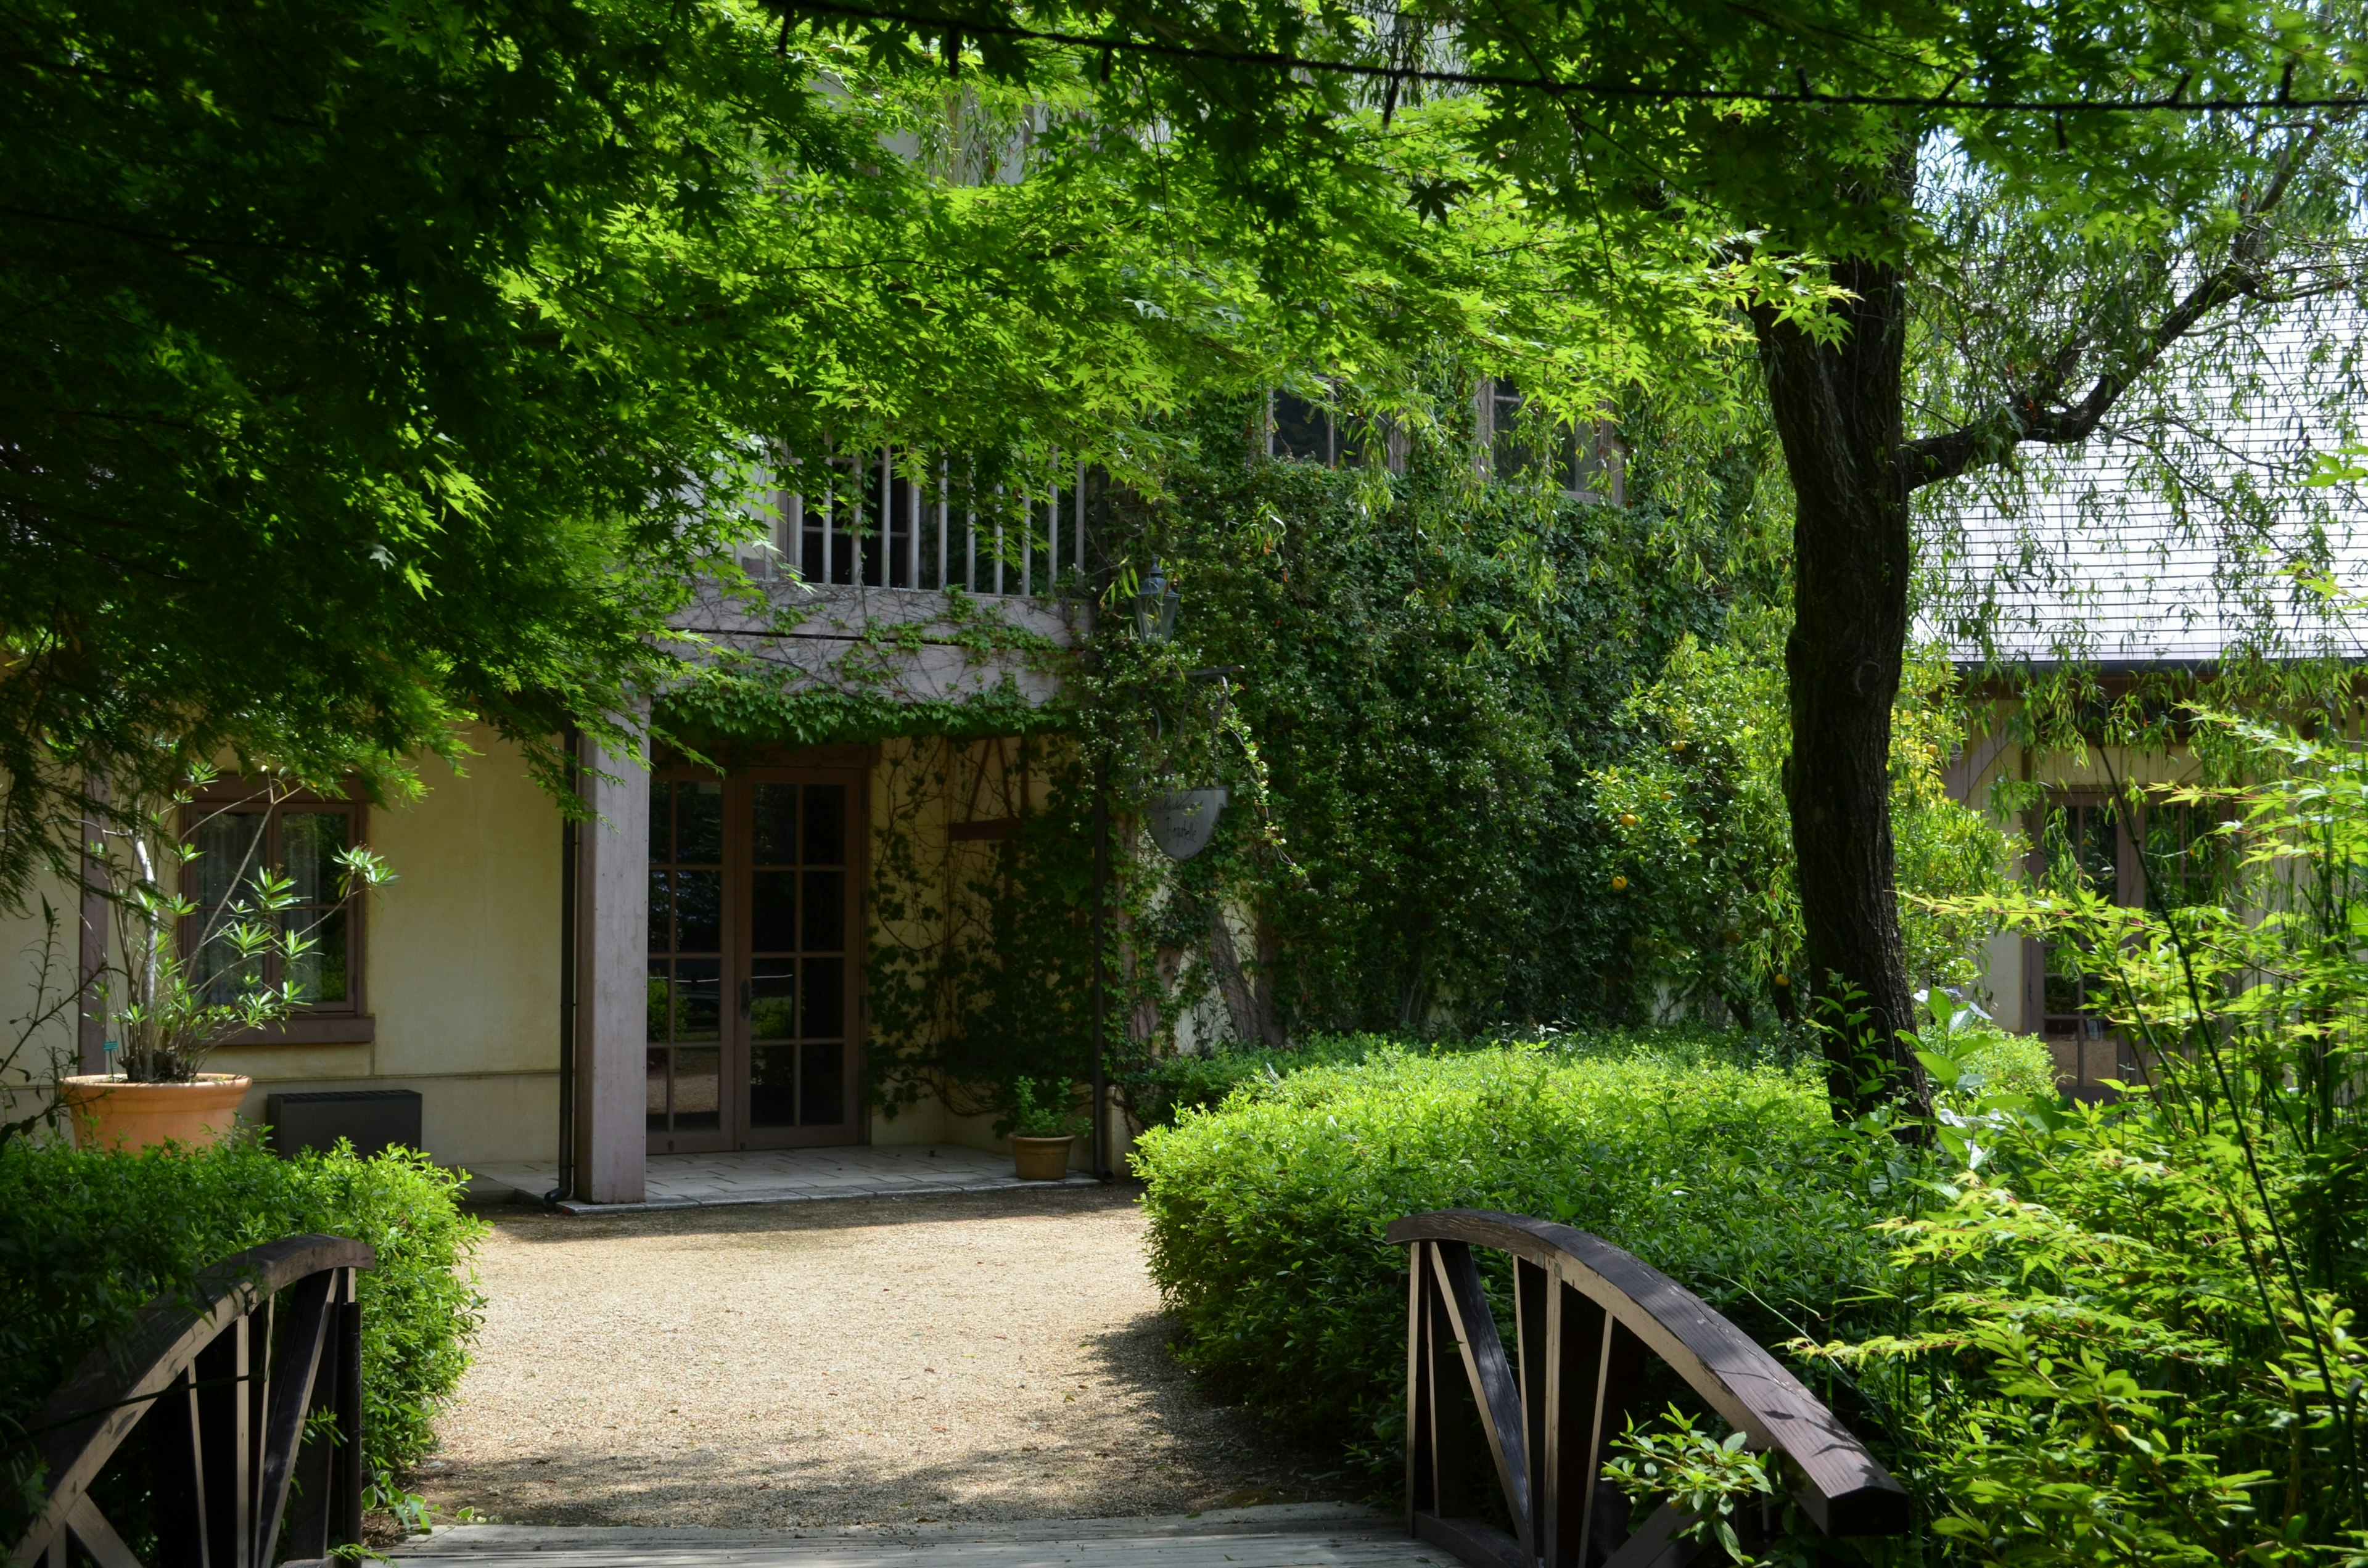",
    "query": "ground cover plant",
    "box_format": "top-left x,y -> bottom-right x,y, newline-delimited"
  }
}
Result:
0,1137 -> 484,1537
1797,713 -> 2368,1562
1132,1037 -> 1887,1475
